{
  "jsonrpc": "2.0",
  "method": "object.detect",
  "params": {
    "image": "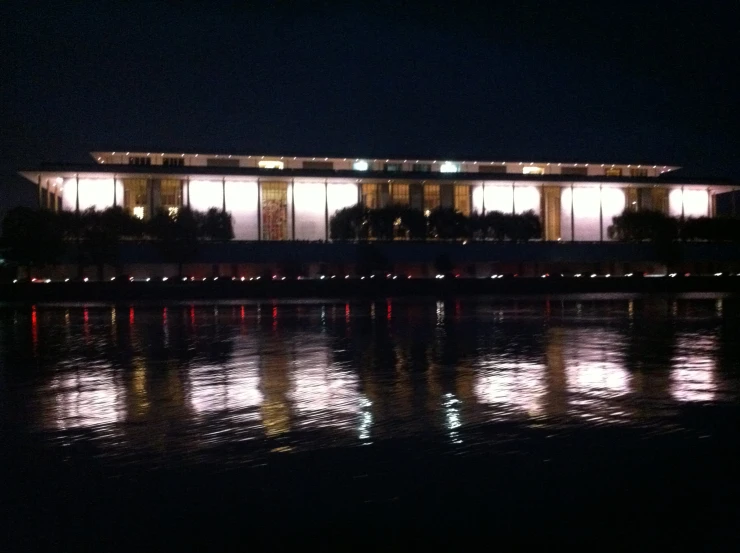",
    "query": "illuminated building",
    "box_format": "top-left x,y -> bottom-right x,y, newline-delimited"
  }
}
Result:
21,151 -> 734,242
